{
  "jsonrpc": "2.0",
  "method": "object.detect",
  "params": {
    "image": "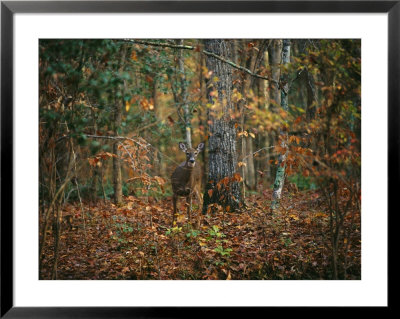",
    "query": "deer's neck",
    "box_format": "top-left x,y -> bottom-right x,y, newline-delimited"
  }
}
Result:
184,162 -> 196,169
